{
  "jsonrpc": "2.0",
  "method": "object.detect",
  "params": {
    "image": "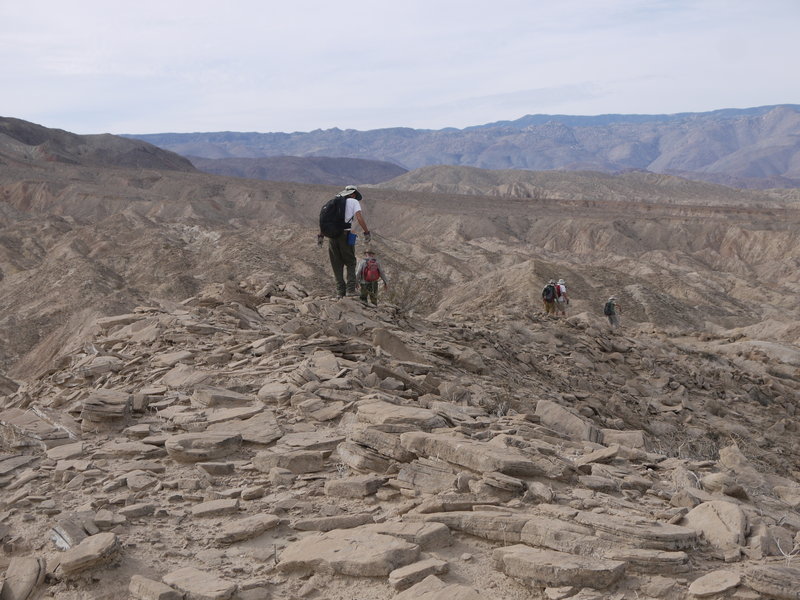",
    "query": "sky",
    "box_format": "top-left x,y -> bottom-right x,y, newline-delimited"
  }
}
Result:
1,0 -> 798,135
